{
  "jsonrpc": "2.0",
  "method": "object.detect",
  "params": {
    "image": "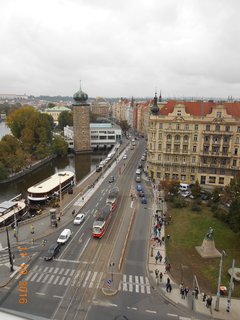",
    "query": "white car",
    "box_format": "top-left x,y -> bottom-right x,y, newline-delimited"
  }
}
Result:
123,154 -> 127,160
73,213 -> 85,225
57,229 -> 72,244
